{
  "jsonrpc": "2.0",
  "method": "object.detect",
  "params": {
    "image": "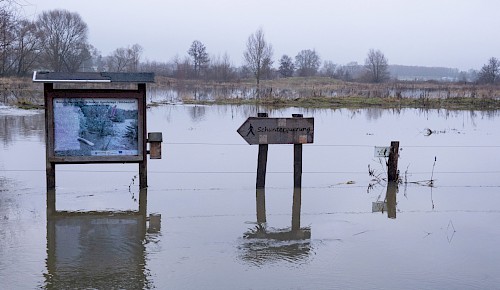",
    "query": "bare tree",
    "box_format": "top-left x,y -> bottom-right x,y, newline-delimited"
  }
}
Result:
295,49 -> 320,77
320,60 -> 337,78
172,54 -> 192,79
278,54 -> 294,77
478,57 -> 499,84
128,43 -> 142,72
36,9 -> 90,72
106,44 -> 143,72
14,19 -> 42,75
107,47 -> 128,72
0,4 -> 16,75
364,49 -> 389,83
243,28 -> 273,86
188,40 -> 209,78
209,52 -> 234,82
140,60 -> 175,77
